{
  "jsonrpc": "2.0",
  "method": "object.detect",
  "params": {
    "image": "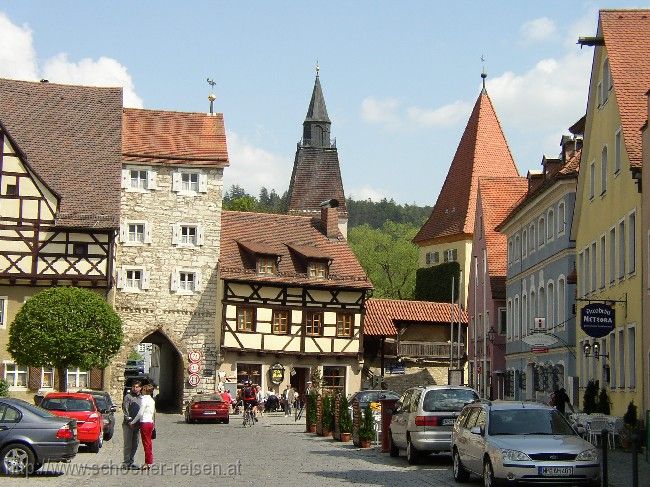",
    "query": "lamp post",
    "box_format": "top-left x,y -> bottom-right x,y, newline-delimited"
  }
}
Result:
583,341 -> 610,384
